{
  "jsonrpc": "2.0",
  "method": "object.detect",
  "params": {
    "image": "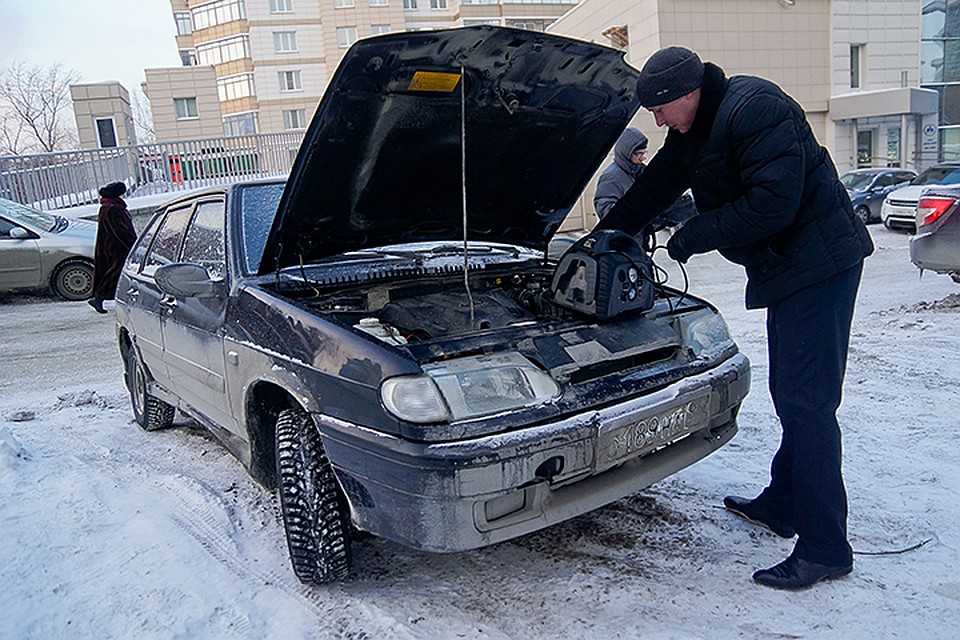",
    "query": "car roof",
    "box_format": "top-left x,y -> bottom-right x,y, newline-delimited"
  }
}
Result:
153,178 -> 286,211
